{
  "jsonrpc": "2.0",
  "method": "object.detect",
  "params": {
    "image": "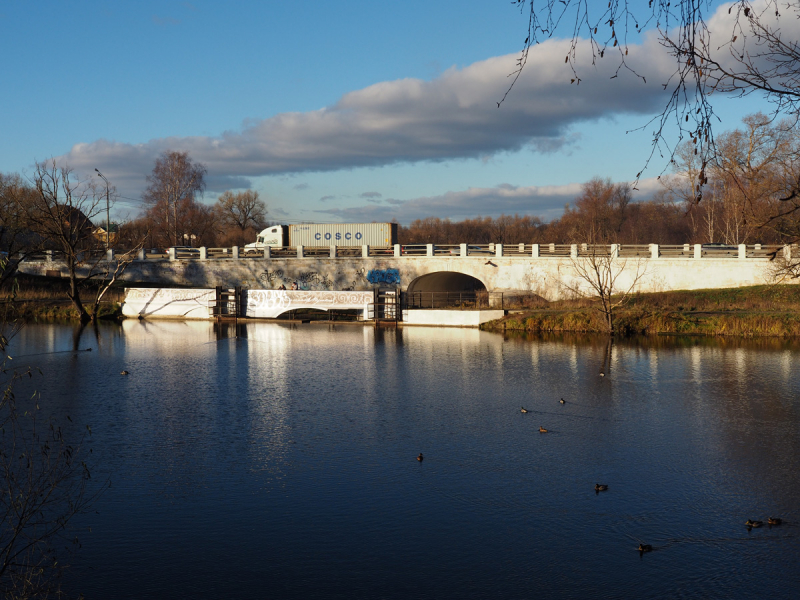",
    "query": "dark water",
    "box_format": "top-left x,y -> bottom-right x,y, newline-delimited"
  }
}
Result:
9,321 -> 800,599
